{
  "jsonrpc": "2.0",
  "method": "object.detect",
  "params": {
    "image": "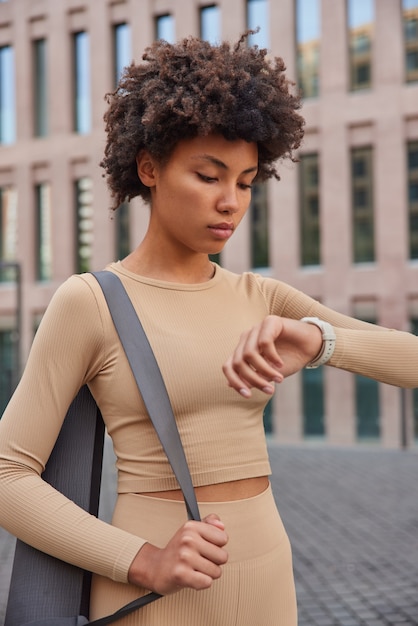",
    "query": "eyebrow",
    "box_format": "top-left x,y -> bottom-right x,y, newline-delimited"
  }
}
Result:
191,154 -> 258,175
